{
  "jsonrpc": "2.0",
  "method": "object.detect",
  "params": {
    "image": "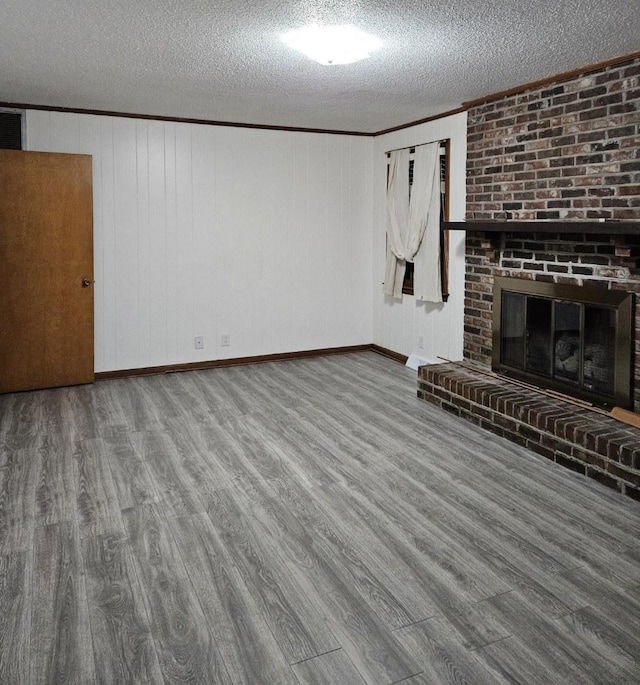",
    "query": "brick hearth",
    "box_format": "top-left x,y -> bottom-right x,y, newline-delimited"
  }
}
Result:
418,362 -> 640,501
